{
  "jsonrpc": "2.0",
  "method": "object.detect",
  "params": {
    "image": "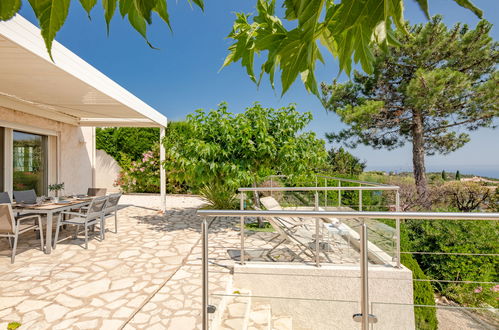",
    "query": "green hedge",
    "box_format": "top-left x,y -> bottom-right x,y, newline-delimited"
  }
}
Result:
400,226 -> 438,330
96,127 -> 159,165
